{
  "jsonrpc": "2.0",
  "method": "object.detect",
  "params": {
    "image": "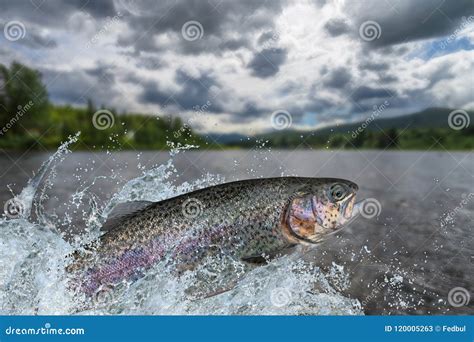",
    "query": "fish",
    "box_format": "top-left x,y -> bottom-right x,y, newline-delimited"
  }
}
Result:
66,177 -> 359,298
